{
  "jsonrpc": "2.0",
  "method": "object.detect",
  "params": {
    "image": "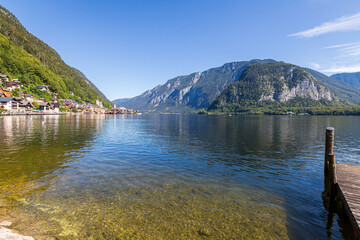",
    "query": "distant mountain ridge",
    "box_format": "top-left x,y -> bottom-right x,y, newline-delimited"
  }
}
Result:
122,59 -> 276,112
113,98 -> 131,106
331,72 -> 360,89
307,69 -> 360,106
